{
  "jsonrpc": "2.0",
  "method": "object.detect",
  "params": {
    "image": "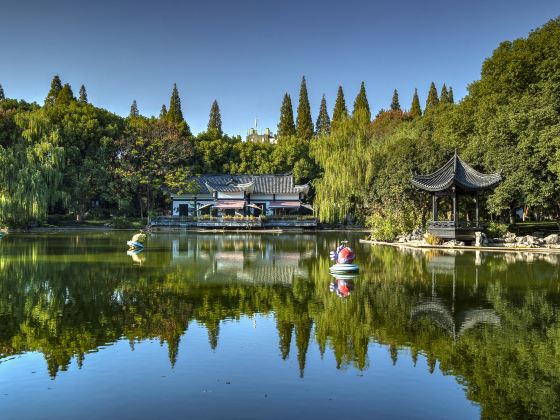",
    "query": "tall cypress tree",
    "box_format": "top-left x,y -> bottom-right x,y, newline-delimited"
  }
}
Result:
440,83 -> 450,104
56,83 -> 74,106
425,82 -> 439,110
45,75 -> 63,106
410,88 -> 422,118
167,83 -> 184,124
129,100 -> 139,117
296,76 -> 314,141
352,81 -> 371,121
315,95 -> 331,136
277,93 -> 296,137
207,100 -> 222,135
448,87 -> 455,104
0,84 -> 4,100
78,85 -> 88,104
331,86 -> 348,130
159,104 -> 168,119
390,89 -> 401,111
